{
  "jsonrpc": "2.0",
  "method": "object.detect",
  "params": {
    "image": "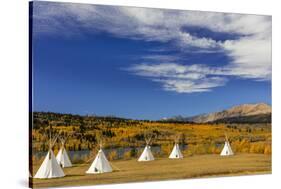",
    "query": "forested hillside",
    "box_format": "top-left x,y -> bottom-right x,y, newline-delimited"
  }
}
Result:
31,112 -> 271,163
